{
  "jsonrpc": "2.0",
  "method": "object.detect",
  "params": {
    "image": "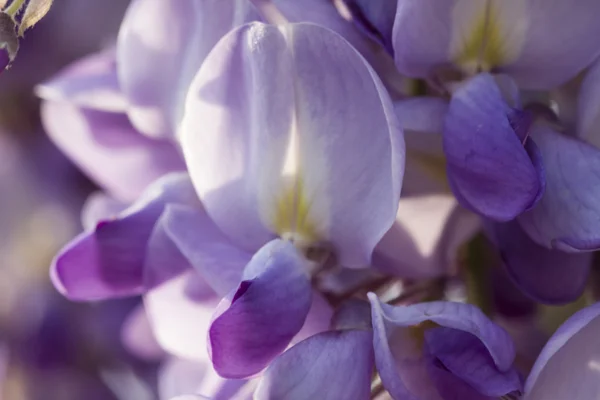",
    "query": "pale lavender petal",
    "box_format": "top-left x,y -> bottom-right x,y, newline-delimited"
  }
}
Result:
51,173 -> 199,300
518,126 -> 600,251
160,204 -> 251,297
425,327 -> 521,397
117,0 -> 260,138
255,330 -> 373,400
291,291 -> 334,344
121,304 -> 165,362
491,220 -> 591,304
145,271 -> 220,361
524,303 -> 600,400
41,101 -> 186,202
444,73 -> 542,221
159,358 -> 246,400
36,49 -> 127,112
501,0 -> 600,89
182,22 -> 403,266
373,194 -> 479,279
209,239 -> 311,378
